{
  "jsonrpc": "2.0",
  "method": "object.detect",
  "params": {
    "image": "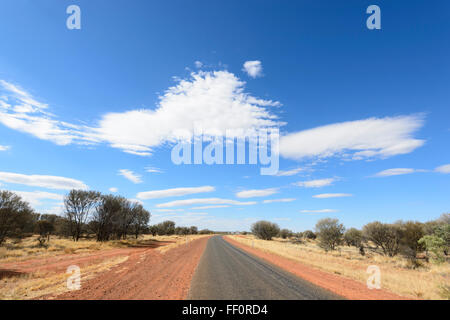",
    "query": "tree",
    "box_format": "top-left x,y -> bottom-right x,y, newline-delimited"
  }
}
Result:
251,221 -> 280,240
344,228 -> 363,247
130,203 -> 150,239
149,225 -> 158,236
315,218 -> 345,251
156,221 -> 176,235
0,191 -> 34,245
363,222 -> 402,257
35,220 -> 54,246
92,195 -> 124,241
64,190 -> 101,241
302,230 -> 316,240
419,235 -> 446,263
279,229 -> 292,239
398,221 -> 425,260
189,226 -> 198,235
